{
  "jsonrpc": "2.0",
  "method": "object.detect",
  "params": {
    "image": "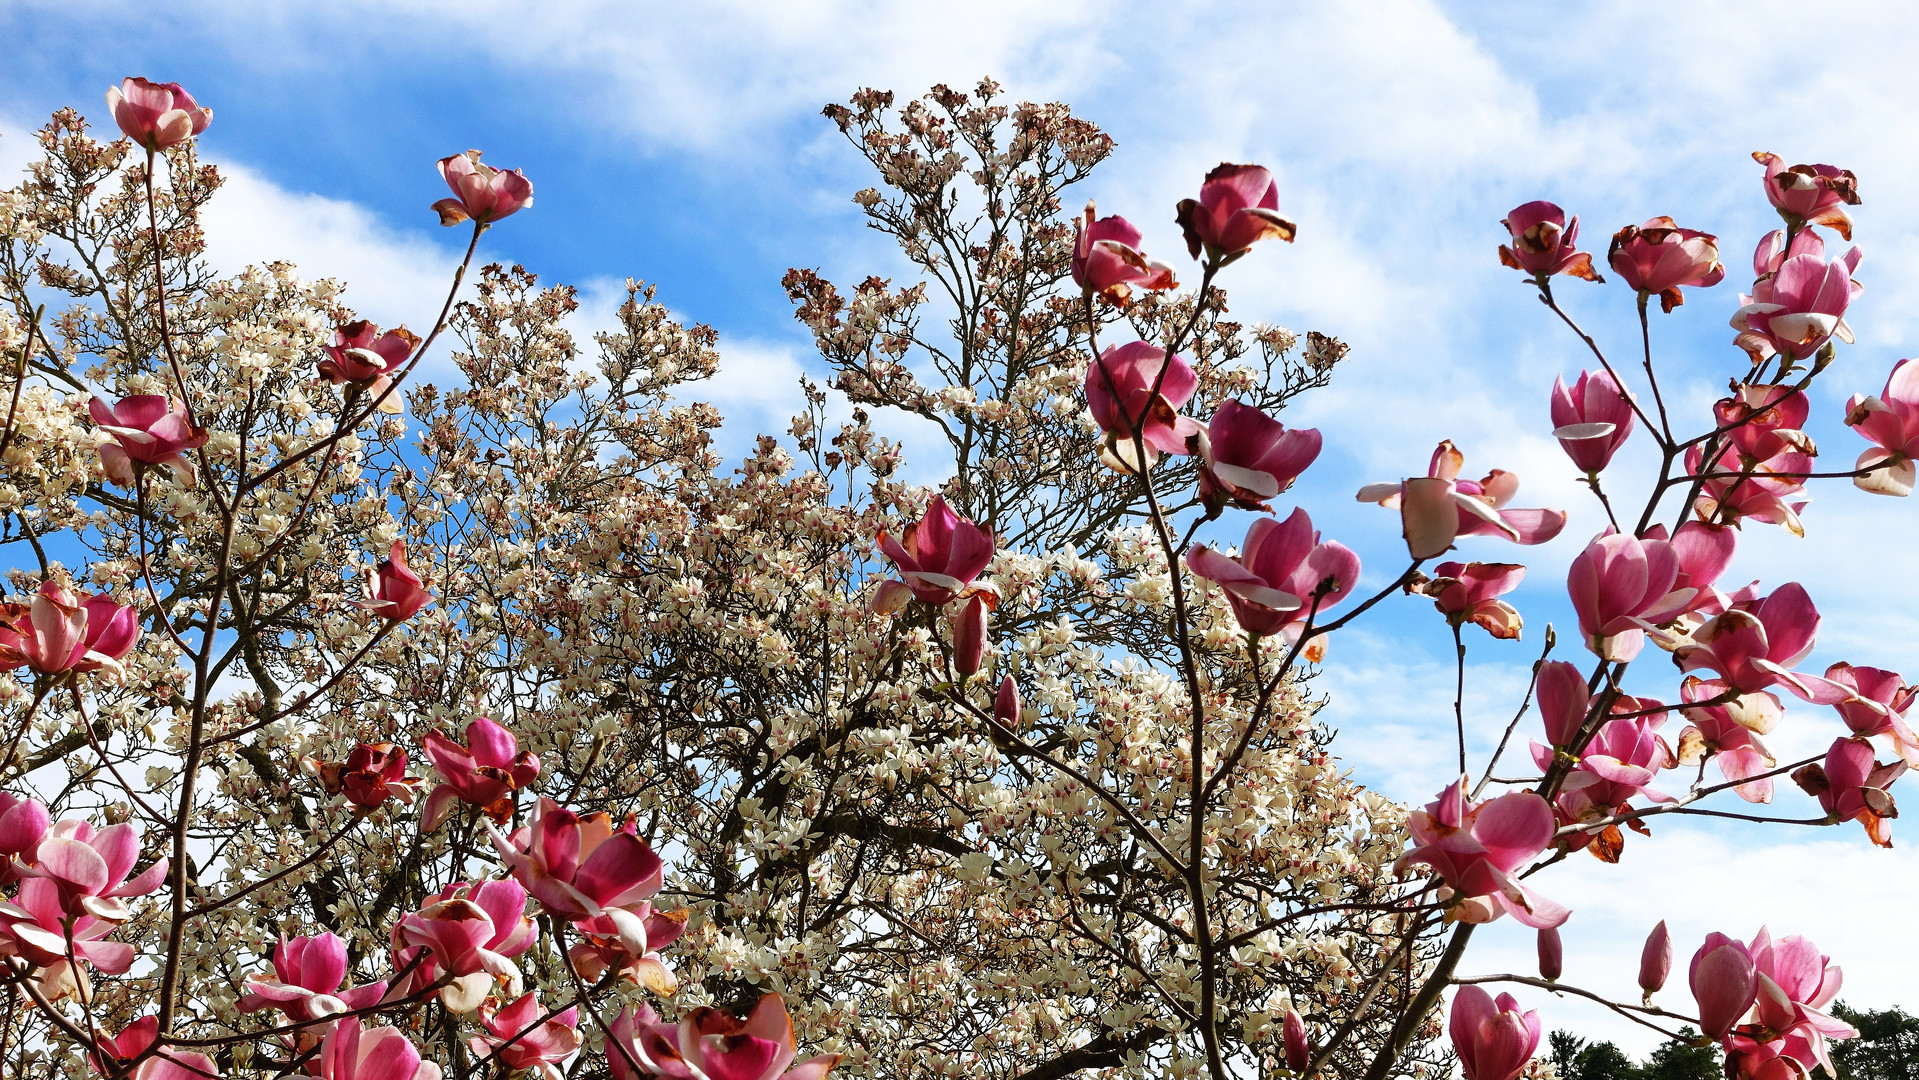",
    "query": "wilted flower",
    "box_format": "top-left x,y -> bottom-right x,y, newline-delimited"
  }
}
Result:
1175,163 -> 1296,262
